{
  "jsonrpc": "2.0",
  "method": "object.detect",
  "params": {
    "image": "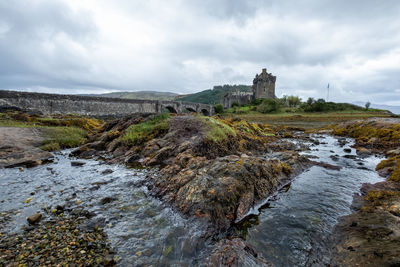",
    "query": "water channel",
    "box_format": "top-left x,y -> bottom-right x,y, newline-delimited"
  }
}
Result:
0,134 -> 384,266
